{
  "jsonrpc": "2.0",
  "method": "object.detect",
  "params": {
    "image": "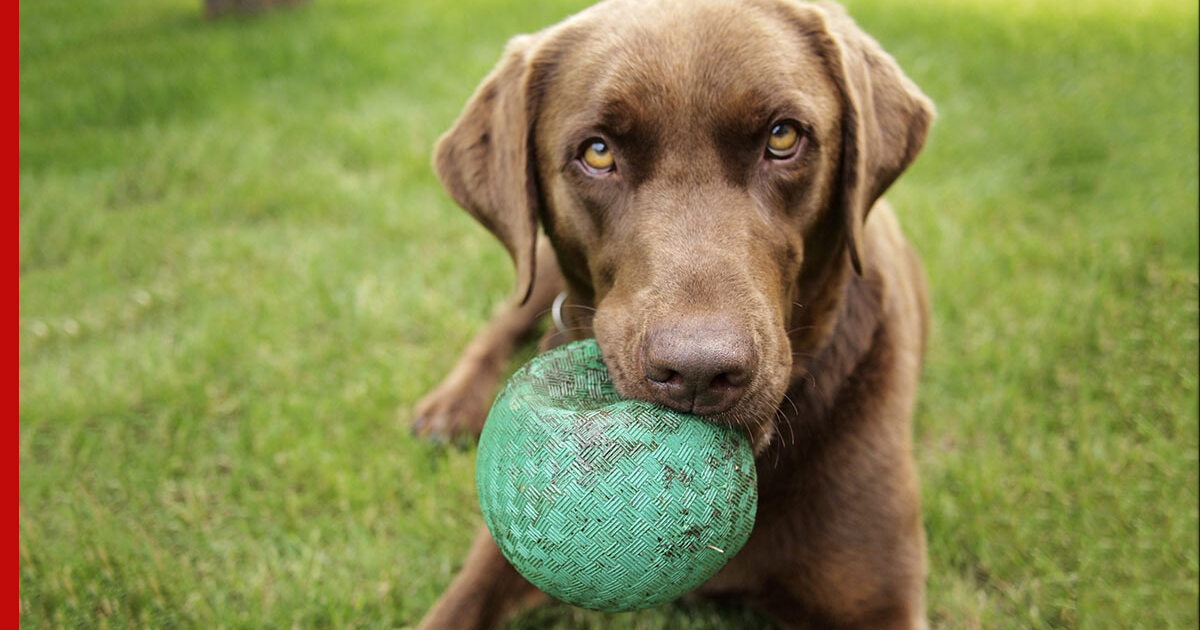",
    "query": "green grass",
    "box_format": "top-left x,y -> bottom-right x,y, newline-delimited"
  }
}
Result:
18,0 -> 1198,627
